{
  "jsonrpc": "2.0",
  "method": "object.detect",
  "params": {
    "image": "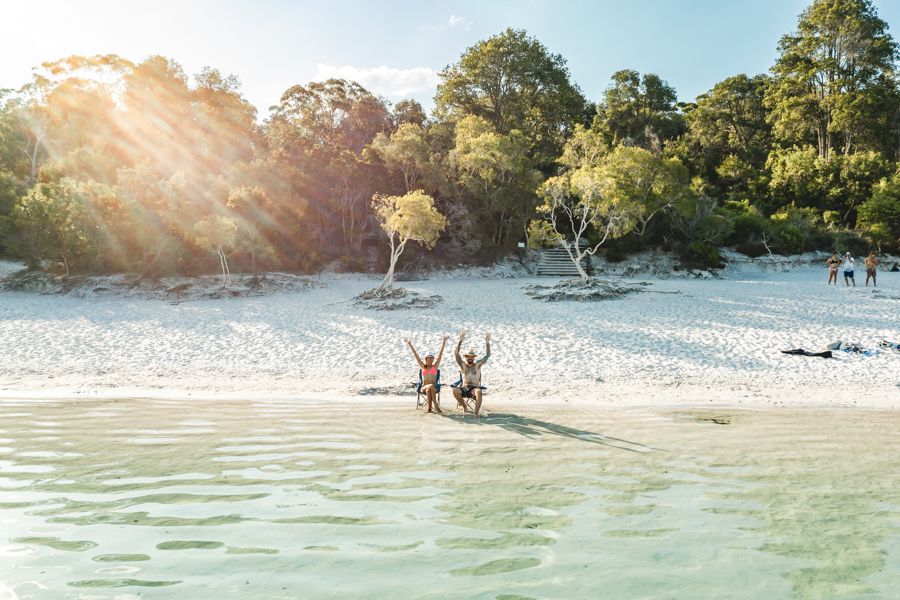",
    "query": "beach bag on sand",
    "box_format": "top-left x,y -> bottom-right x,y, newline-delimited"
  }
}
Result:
827,340 -> 879,356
